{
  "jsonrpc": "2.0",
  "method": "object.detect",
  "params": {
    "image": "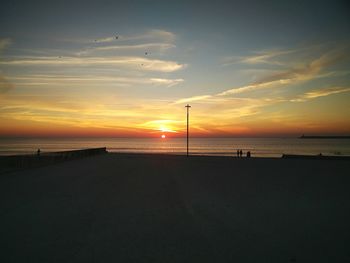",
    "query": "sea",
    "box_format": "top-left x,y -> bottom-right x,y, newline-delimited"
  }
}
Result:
1,137 -> 350,157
